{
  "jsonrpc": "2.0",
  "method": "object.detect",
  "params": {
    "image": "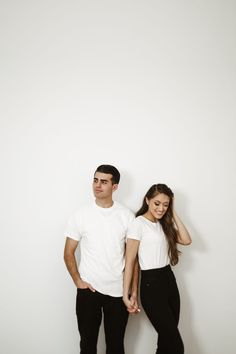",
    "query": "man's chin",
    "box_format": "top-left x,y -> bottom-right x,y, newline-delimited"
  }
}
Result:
94,193 -> 104,198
